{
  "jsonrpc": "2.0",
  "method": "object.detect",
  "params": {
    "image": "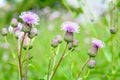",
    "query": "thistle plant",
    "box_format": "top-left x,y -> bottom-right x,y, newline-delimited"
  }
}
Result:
1,11 -> 39,80
76,38 -> 104,80
48,21 -> 80,80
